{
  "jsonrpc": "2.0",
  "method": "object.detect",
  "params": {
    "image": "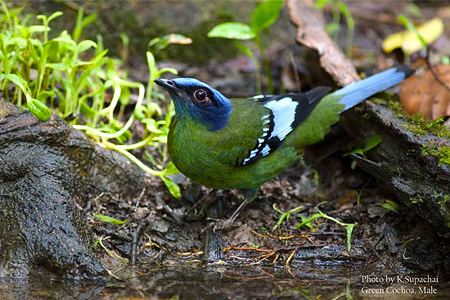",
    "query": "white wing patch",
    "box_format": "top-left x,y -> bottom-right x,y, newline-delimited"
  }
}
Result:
240,97 -> 298,166
263,97 -> 298,141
